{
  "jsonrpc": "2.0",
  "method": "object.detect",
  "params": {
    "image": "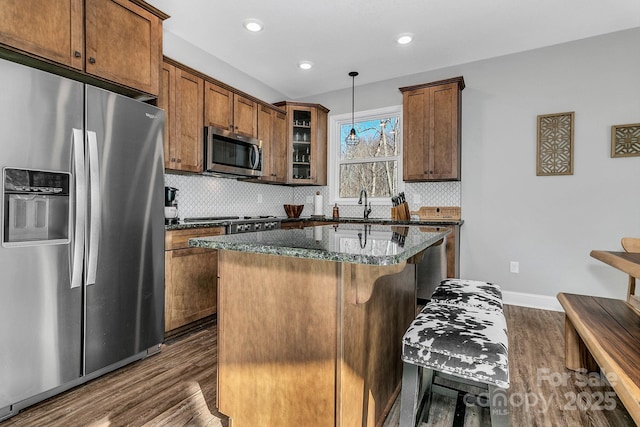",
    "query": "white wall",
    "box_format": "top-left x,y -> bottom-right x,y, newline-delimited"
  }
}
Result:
459,28 -> 640,307
296,28 -> 640,309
